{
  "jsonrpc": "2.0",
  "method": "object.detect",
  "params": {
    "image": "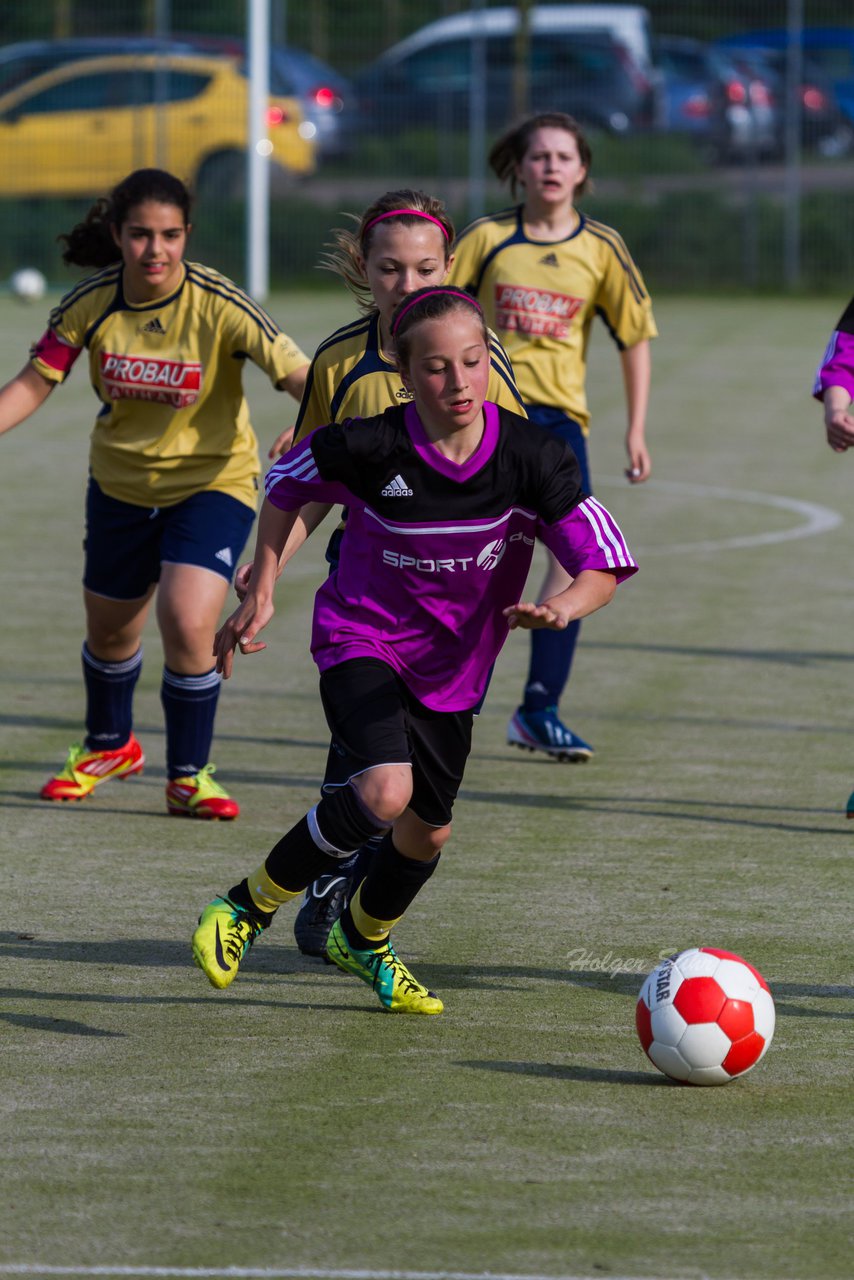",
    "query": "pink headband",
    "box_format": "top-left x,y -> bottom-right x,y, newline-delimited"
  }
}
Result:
362,208 -> 450,241
390,288 -> 483,336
